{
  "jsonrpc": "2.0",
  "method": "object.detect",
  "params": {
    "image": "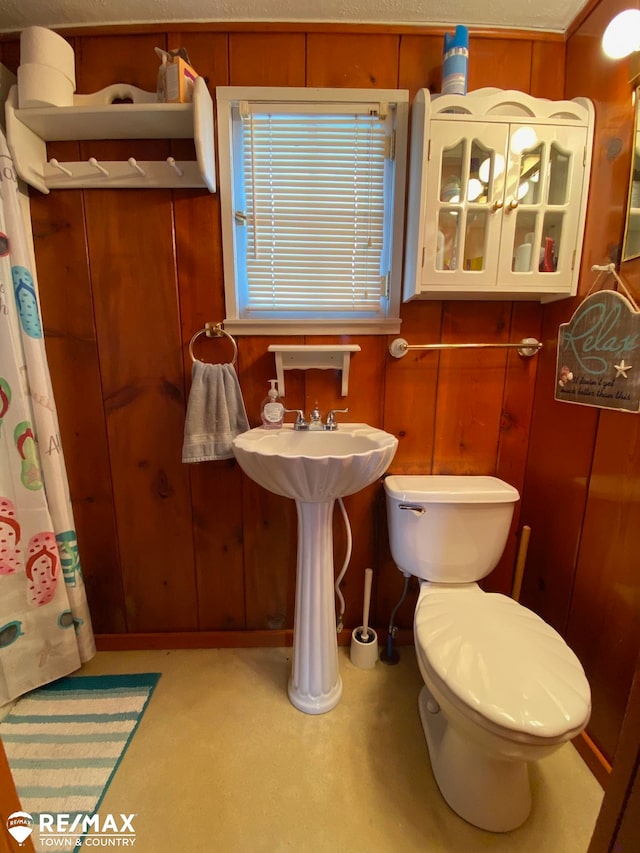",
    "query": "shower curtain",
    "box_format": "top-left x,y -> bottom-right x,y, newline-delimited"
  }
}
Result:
0,128 -> 95,706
